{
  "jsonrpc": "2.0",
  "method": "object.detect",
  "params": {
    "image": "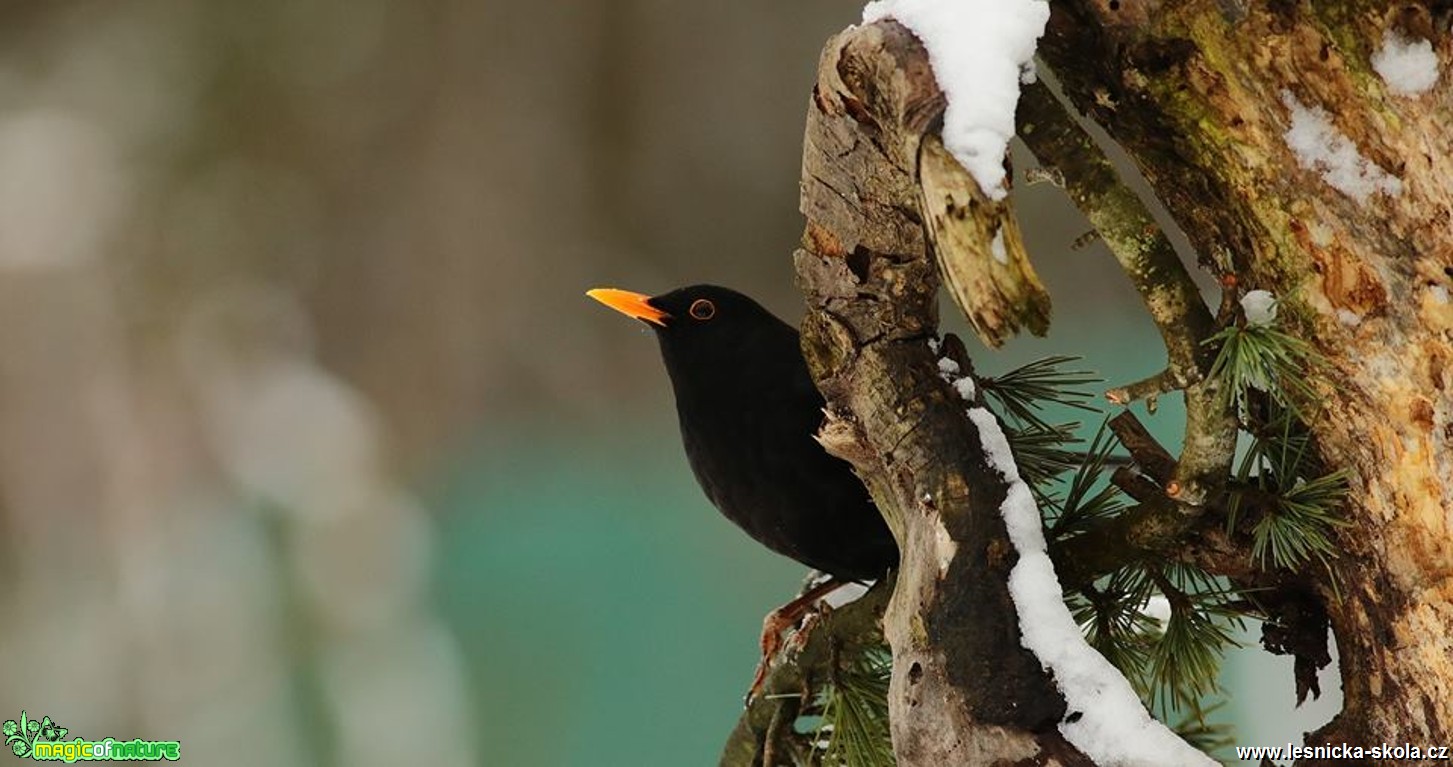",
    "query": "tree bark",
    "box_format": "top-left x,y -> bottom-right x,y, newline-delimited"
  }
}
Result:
1037,2 -> 1453,761
794,22 -> 1093,766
